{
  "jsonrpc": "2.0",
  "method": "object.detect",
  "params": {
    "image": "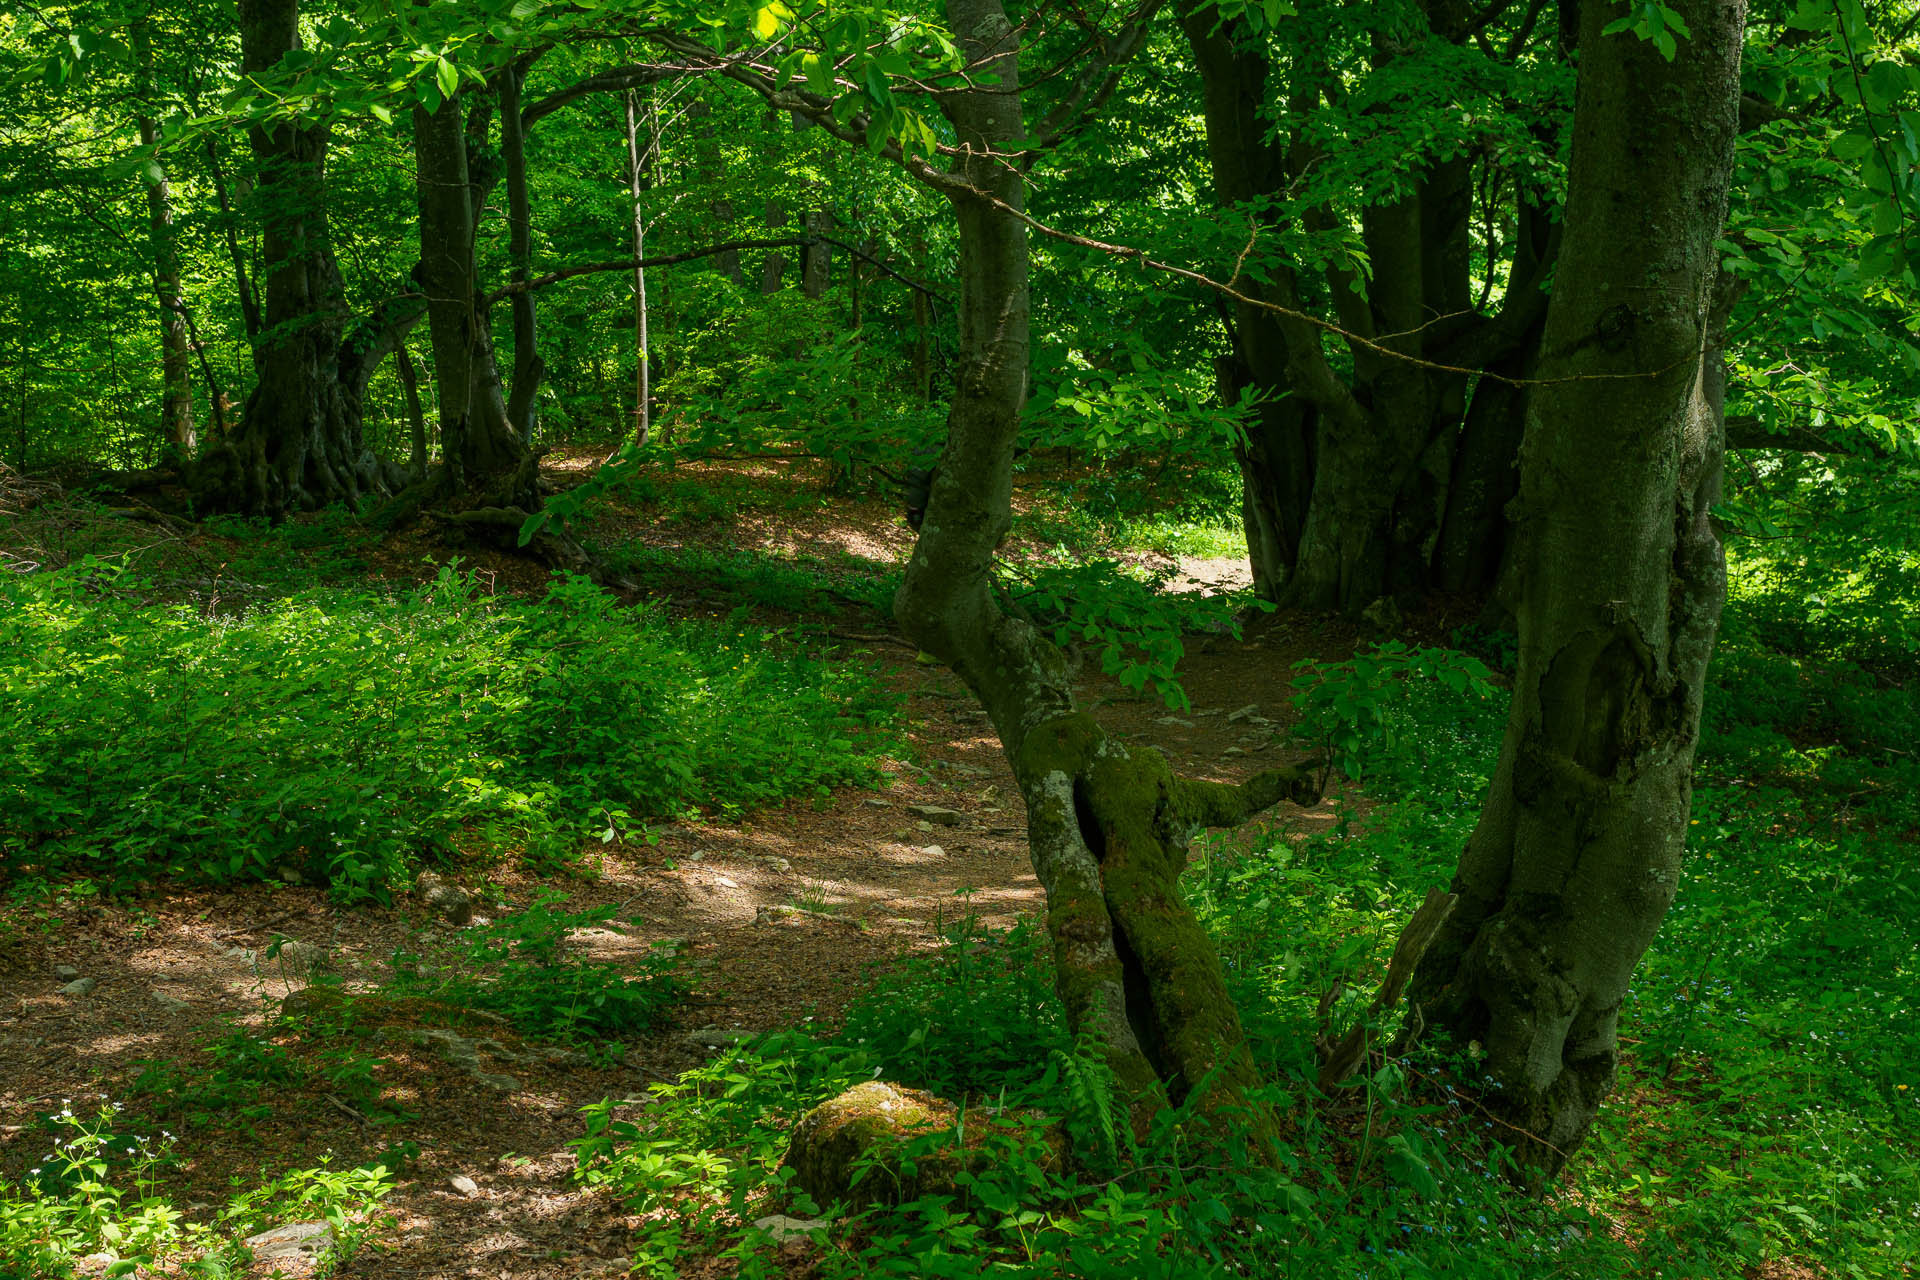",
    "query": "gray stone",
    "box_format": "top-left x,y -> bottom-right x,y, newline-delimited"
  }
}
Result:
932,760 -> 991,777
753,1215 -> 828,1244
54,964 -> 79,980
271,938 -> 327,981
920,846 -> 946,859
448,1174 -> 480,1197
906,804 -> 962,826
1360,596 -> 1404,635
244,1221 -> 333,1262
415,872 -> 474,927
59,977 -> 96,997
684,1027 -> 754,1052
151,992 -> 191,1013
1153,716 -> 1195,728
863,798 -> 893,807
1227,704 -> 1261,722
